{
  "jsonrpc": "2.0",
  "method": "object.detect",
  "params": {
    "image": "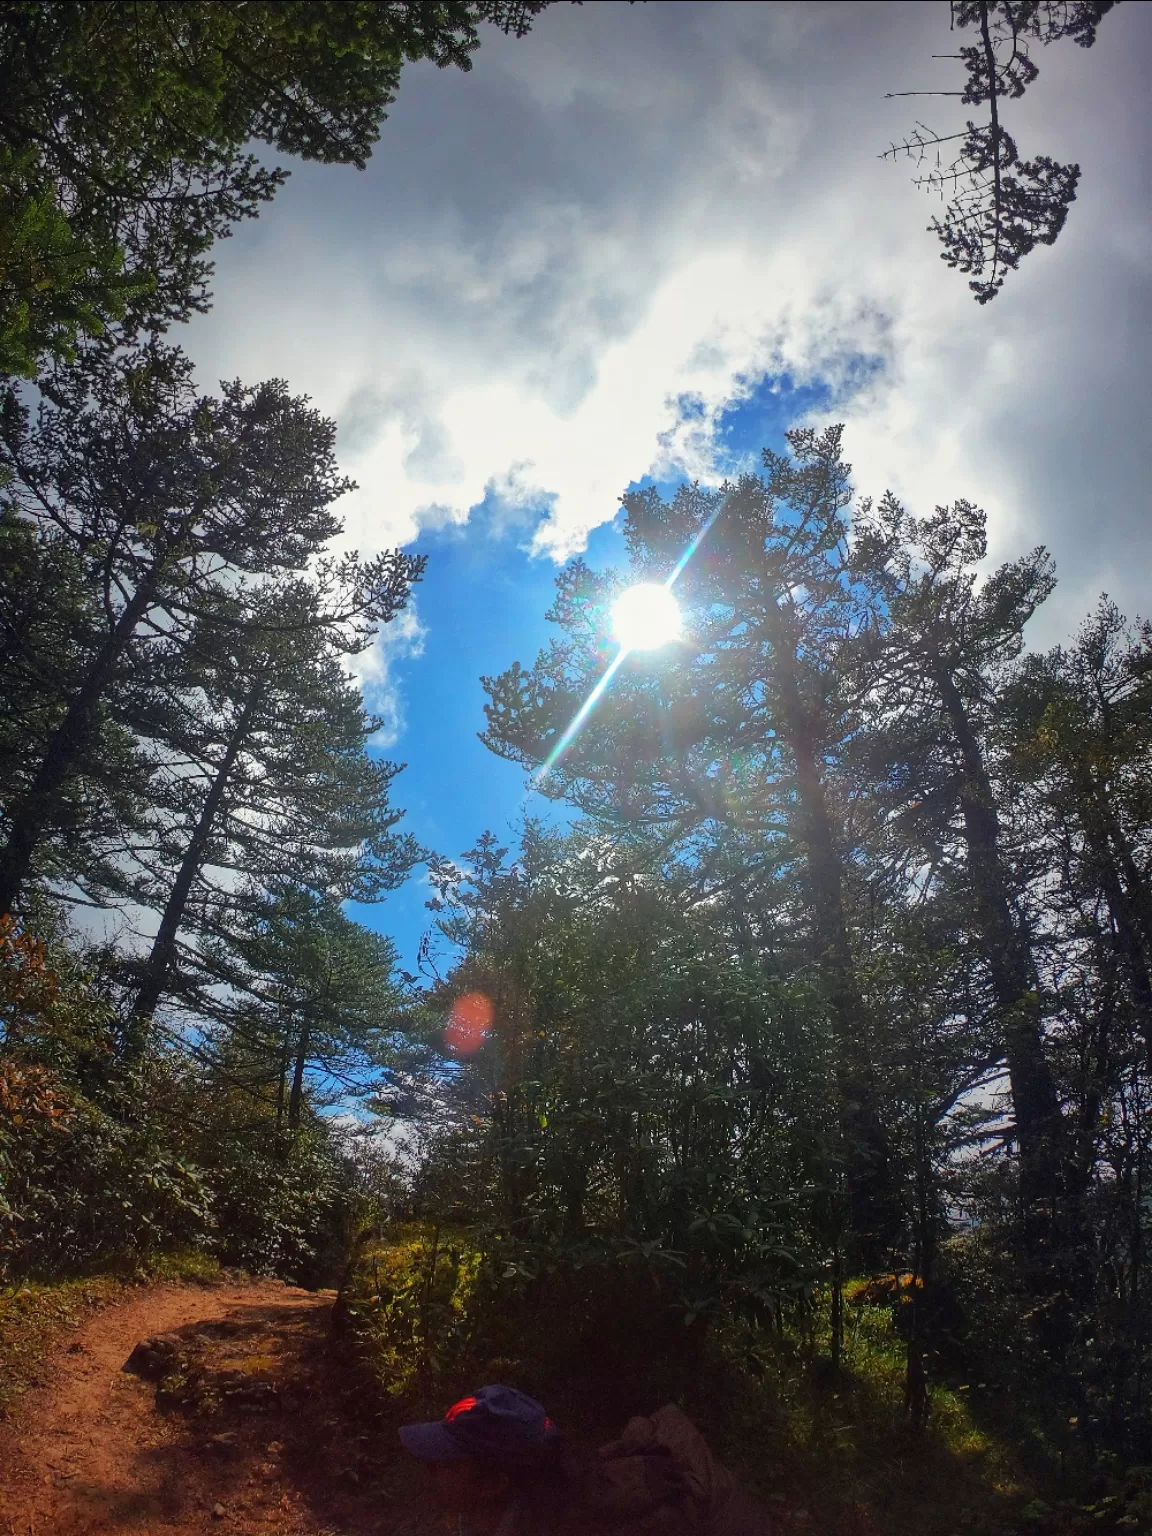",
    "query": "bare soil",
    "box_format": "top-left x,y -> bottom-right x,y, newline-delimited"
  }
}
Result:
0,1278 -> 412,1536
